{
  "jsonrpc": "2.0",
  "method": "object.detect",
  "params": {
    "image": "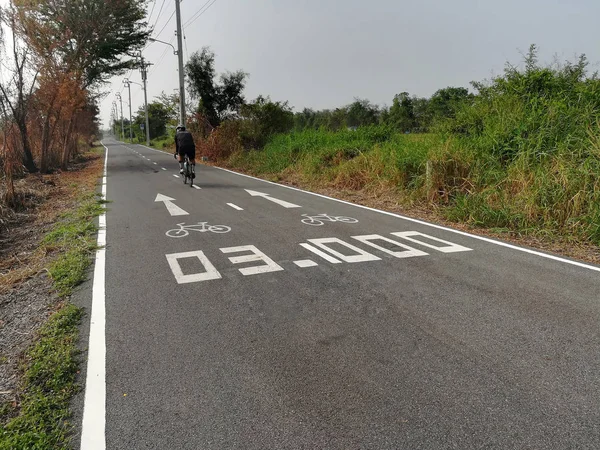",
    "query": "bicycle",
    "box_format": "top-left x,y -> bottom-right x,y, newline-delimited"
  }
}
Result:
300,213 -> 359,226
166,222 -> 231,238
182,154 -> 195,187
